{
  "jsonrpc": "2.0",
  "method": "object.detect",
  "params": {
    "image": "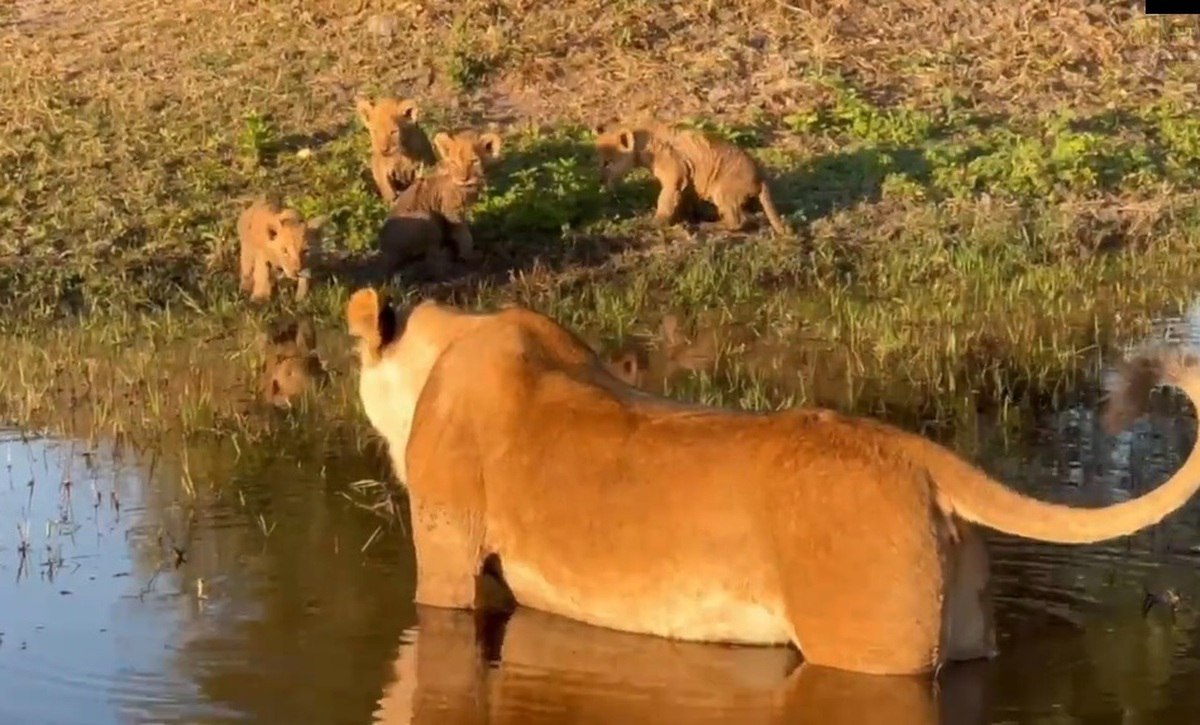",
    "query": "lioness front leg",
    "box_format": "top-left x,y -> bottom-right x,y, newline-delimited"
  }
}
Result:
410,500 -> 487,610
